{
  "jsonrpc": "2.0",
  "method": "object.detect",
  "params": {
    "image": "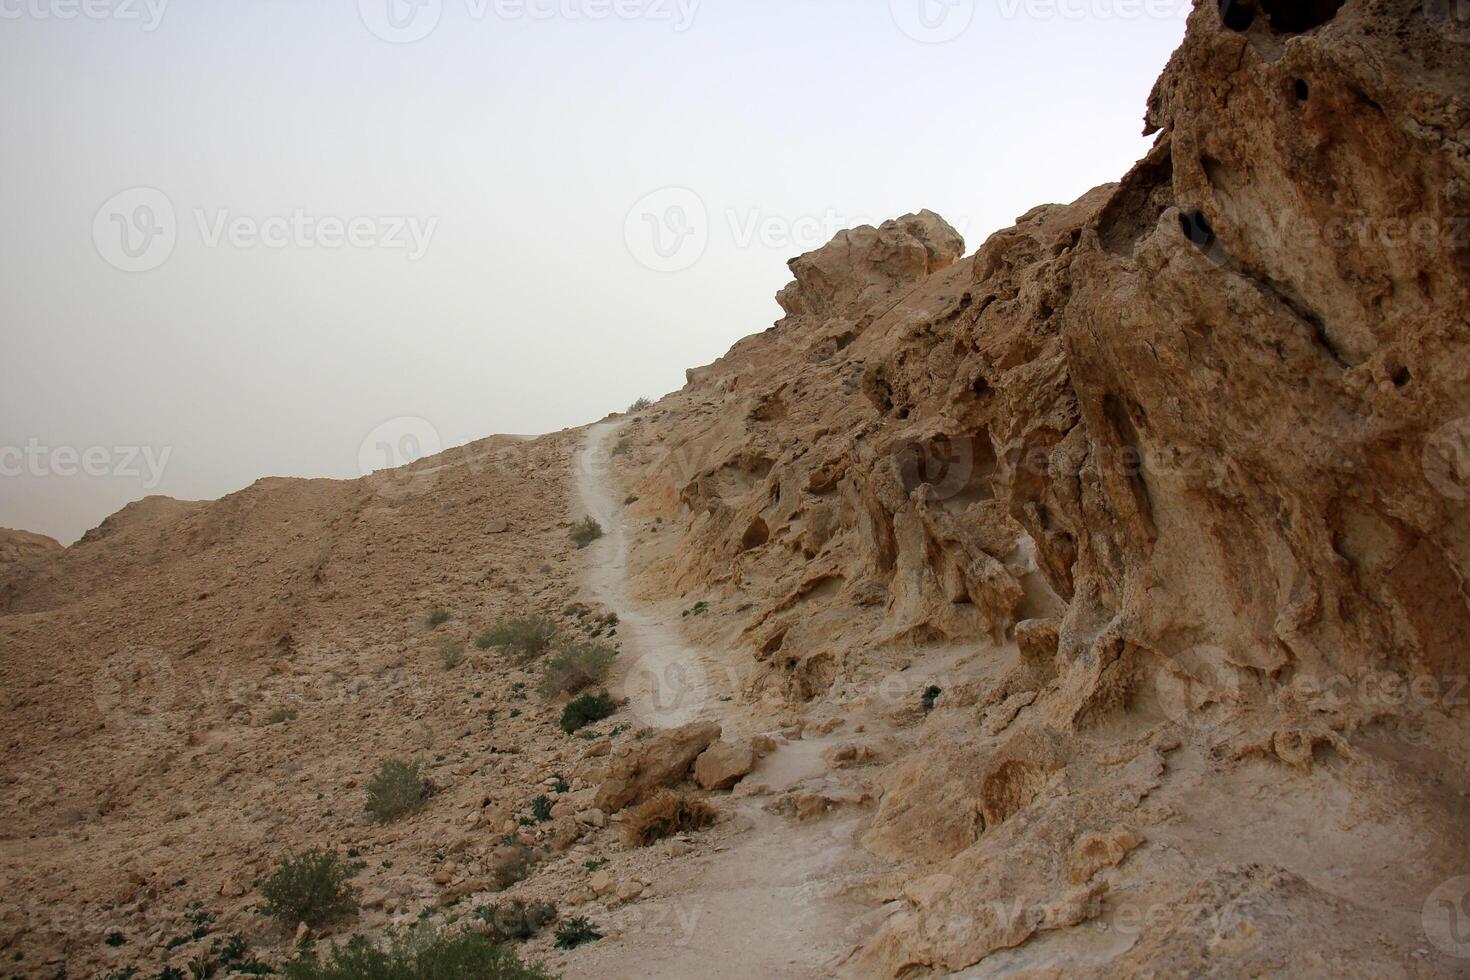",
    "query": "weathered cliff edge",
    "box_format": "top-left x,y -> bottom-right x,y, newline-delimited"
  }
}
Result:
612,0 -> 1470,973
